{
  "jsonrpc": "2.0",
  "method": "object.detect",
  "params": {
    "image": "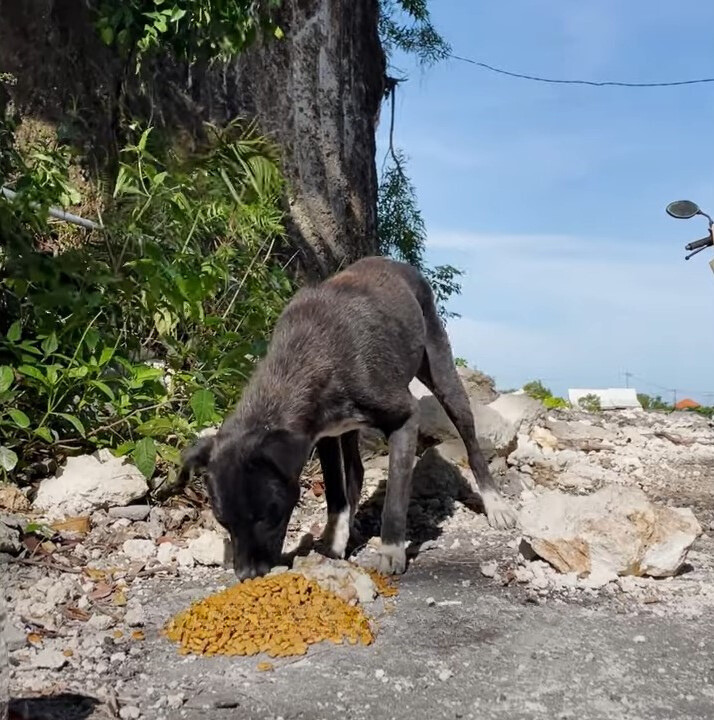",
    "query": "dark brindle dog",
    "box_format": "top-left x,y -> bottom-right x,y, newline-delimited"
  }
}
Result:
179,256 -> 515,579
